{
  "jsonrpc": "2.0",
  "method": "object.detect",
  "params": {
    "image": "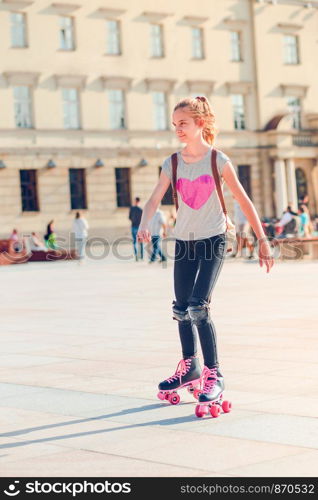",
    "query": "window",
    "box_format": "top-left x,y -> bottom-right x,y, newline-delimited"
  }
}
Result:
158,167 -> 173,205
62,88 -> 80,129
108,90 -> 126,129
106,20 -> 121,55
10,12 -> 27,47
69,169 -> 87,209
287,96 -> 301,129
59,16 -> 75,50
150,24 -> 164,57
283,35 -> 299,64
153,91 -> 168,130
238,165 -> 252,200
230,31 -> 242,62
192,27 -> 204,59
115,168 -> 131,207
20,170 -> 39,211
231,94 -> 246,130
14,86 -> 33,128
